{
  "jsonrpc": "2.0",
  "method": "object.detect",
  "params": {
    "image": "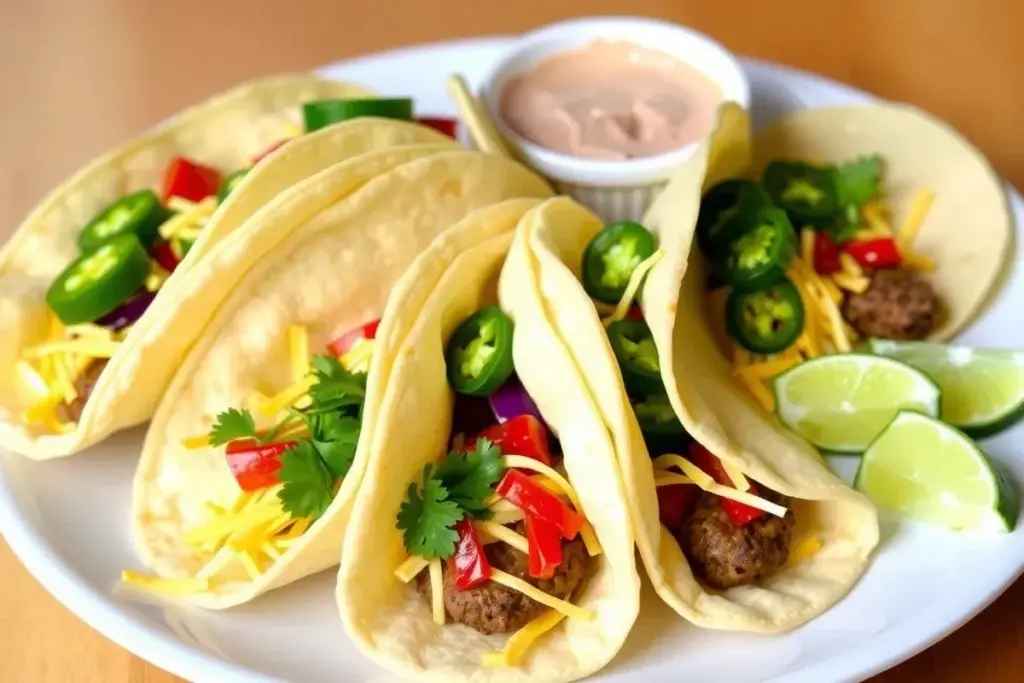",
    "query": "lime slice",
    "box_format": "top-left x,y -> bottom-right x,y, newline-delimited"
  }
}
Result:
856,411 -> 1017,532
773,353 -> 940,452
870,340 -> 1024,438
